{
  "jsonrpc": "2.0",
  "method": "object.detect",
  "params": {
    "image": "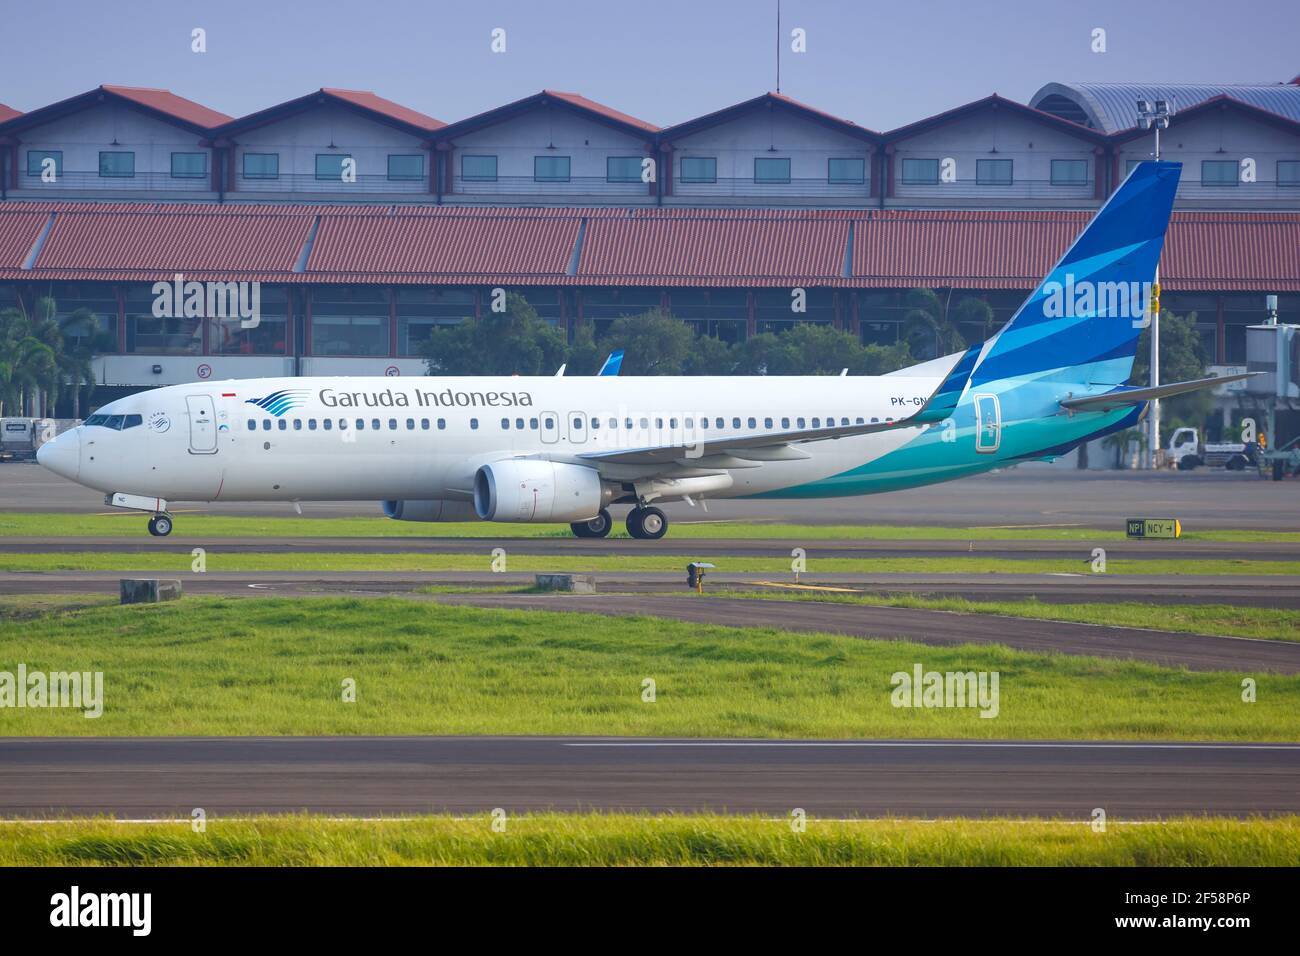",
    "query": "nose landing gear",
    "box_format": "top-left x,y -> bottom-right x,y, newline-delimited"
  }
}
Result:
147,514 -> 174,537
626,505 -> 668,540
